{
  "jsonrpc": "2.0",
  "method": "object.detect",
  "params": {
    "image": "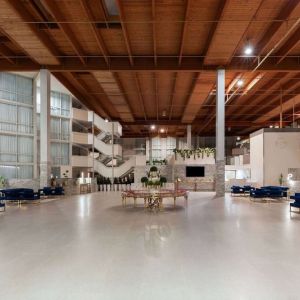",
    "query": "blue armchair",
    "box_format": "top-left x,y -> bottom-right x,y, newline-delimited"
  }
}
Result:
290,193 -> 300,213
231,186 -> 244,196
